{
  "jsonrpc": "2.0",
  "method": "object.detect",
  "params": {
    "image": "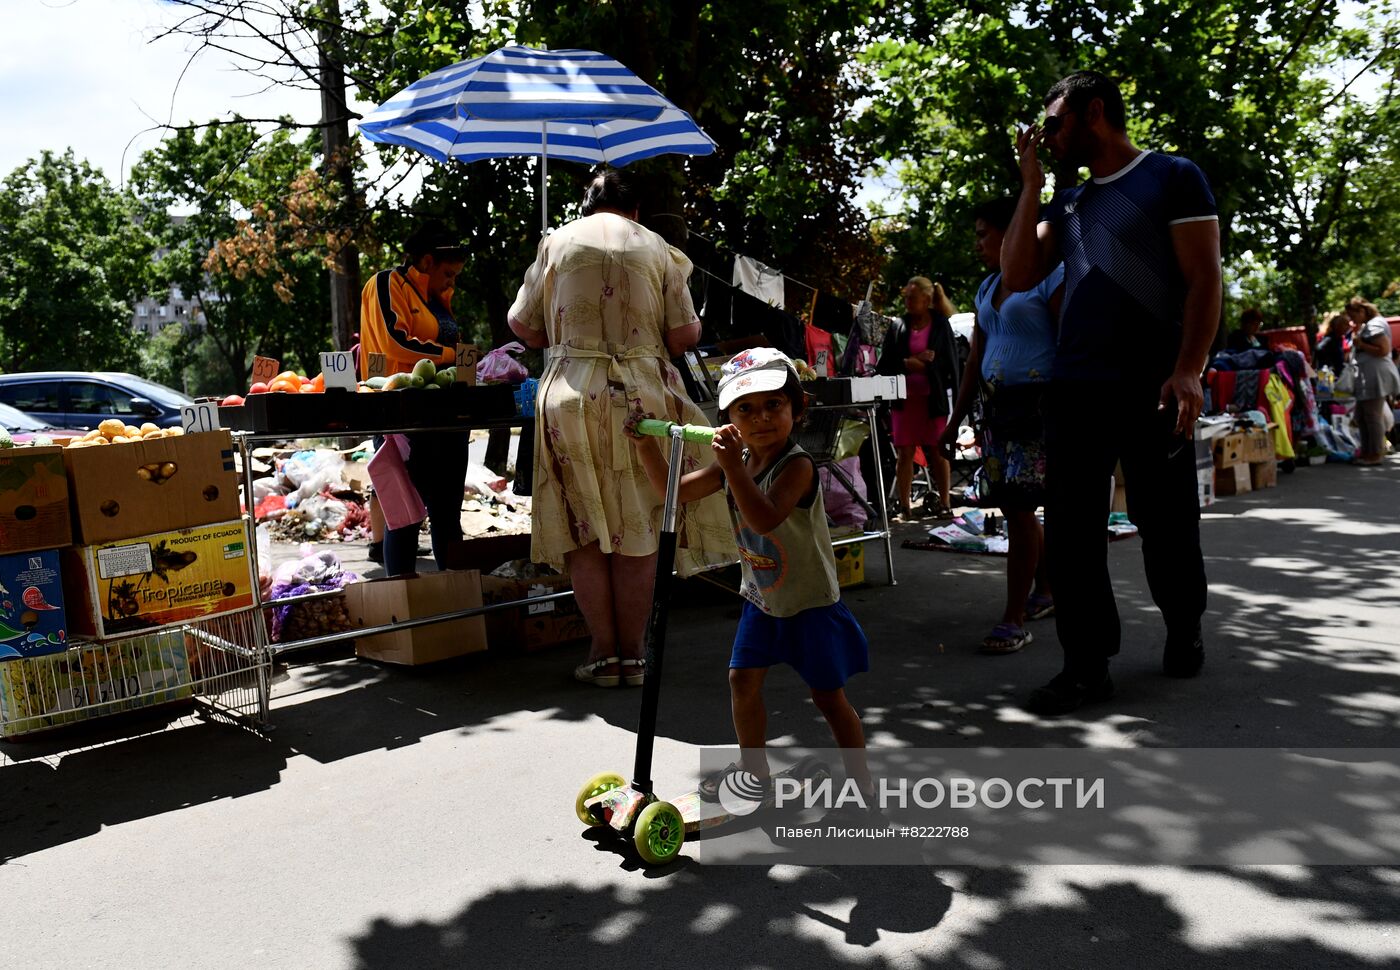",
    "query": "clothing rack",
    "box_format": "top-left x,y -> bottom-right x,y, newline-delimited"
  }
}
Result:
685,227 -> 818,298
